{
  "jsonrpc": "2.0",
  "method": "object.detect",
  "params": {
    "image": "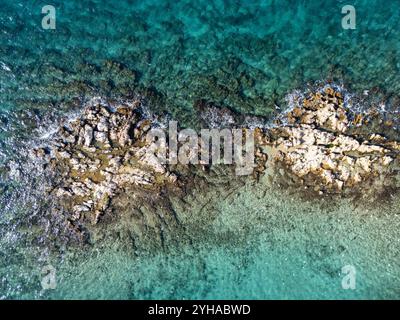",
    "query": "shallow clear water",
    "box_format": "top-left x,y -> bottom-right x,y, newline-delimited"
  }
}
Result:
0,0 -> 399,299
42,185 -> 400,300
